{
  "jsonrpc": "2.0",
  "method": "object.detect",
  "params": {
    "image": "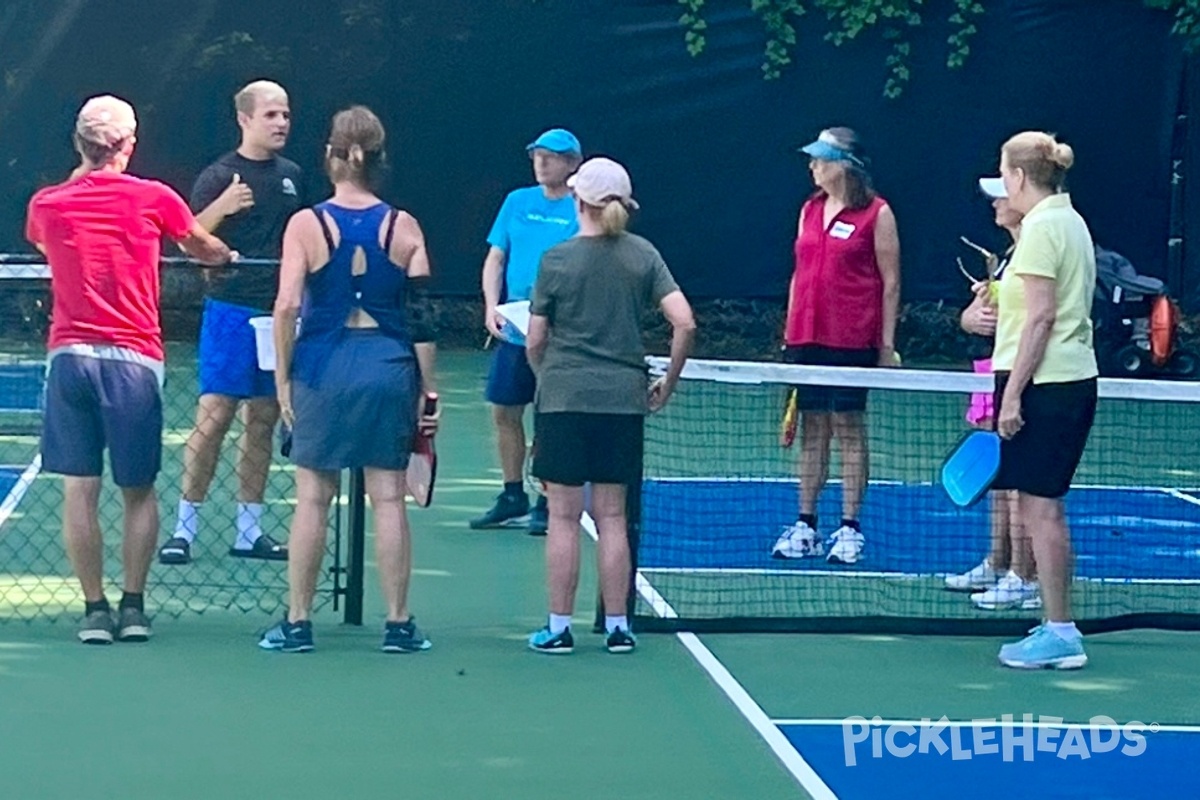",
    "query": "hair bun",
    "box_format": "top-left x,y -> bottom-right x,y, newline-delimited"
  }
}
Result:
1051,142 -> 1075,170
